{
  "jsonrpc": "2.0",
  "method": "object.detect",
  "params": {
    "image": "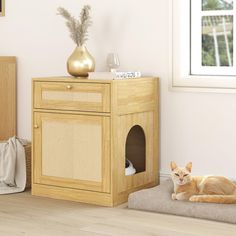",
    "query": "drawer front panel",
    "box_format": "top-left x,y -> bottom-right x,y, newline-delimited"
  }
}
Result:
34,82 -> 110,112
